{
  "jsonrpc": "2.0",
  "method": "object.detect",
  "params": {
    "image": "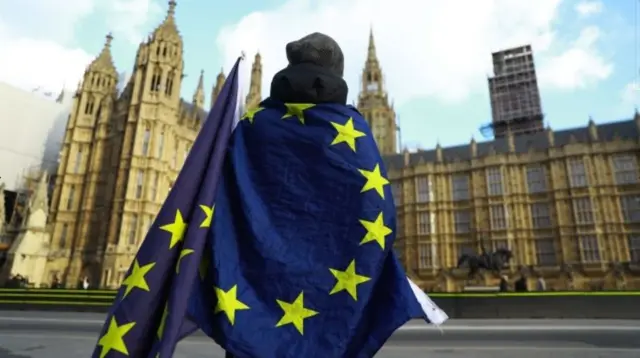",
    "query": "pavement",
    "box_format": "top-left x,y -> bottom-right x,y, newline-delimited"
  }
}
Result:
0,311 -> 639,357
